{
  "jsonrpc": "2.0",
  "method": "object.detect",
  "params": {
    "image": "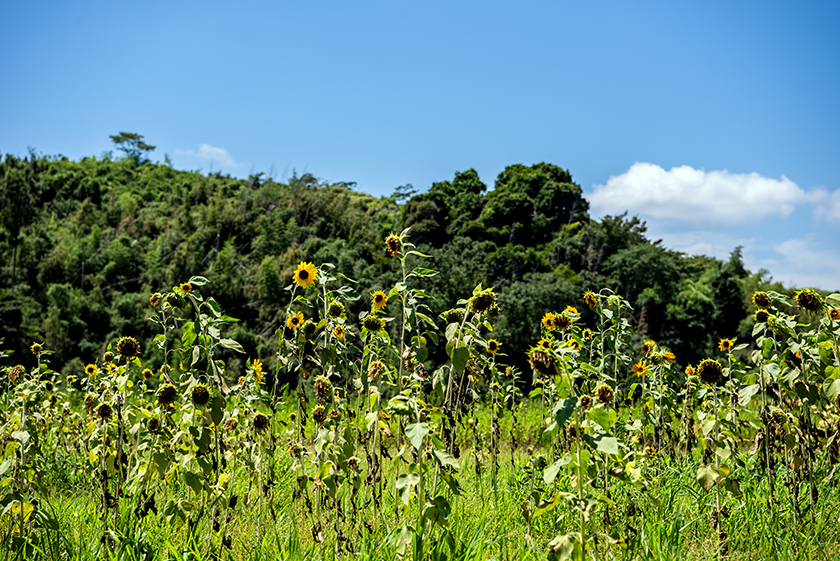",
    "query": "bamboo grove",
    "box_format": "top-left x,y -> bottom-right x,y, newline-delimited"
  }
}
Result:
2,228 -> 840,560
